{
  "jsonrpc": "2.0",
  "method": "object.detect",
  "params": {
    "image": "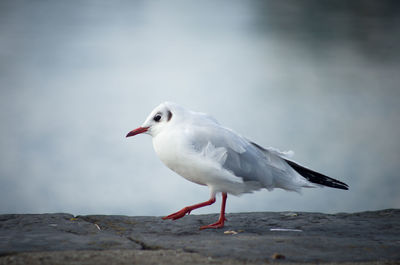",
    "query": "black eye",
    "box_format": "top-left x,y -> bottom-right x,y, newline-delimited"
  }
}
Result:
153,113 -> 162,122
